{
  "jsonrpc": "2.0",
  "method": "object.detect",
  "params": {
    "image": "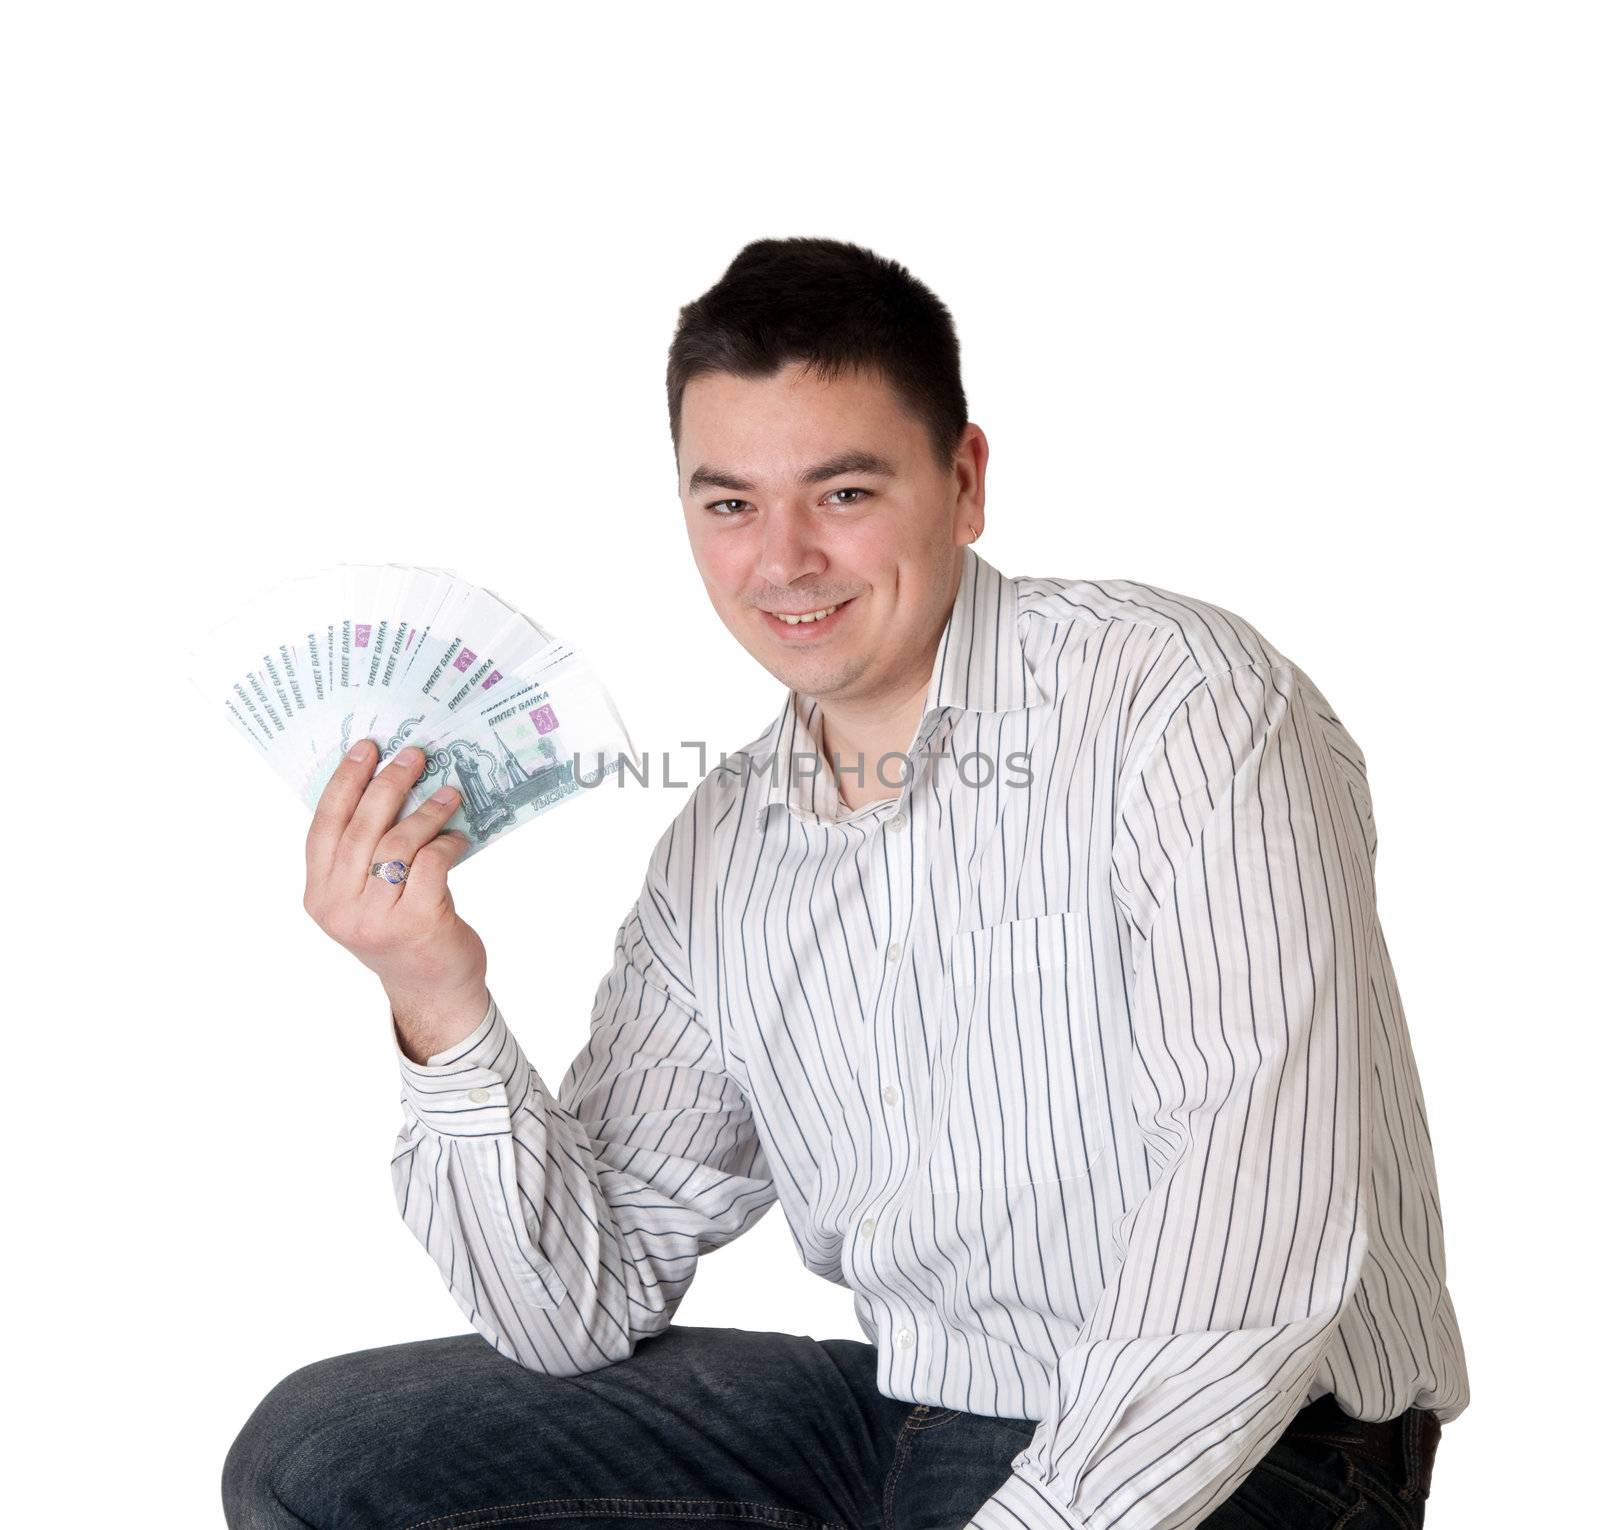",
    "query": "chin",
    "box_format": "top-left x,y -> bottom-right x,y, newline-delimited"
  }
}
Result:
776,653 -> 863,699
